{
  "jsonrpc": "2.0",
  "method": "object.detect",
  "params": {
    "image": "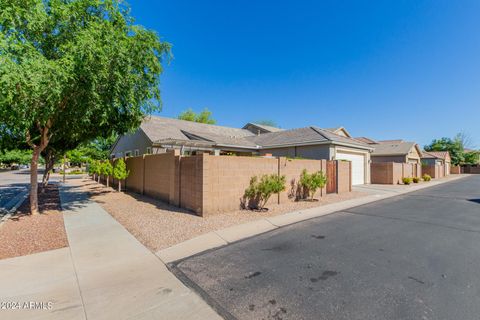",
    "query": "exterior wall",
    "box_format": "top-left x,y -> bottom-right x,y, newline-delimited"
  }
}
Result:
371,162 -> 422,184
101,154 -> 352,217
296,145 -> 331,160
143,152 -> 178,203
333,146 -> 371,184
337,161 -> 352,193
202,155 -> 279,214
371,155 -> 406,163
260,144 -> 331,160
422,158 -> 437,166
125,156 -> 145,194
260,147 -> 296,158
111,129 -> 152,158
278,158 -> 327,203
450,166 -> 461,174
422,165 -> 445,179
